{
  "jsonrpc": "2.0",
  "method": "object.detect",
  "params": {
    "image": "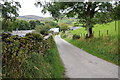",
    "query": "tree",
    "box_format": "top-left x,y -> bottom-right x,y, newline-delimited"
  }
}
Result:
59,23 -> 69,33
112,1 -> 120,20
35,24 -> 50,35
29,20 -> 44,30
1,0 -> 21,31
45,21 -> 58,28
12,19 -> 21,30
35,20 -> 44,25
93,12 -> 112,24
111,2 -> 120,31
29,20 -> 36,29
18,20 -> 30,30
36,1 -> 113,38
